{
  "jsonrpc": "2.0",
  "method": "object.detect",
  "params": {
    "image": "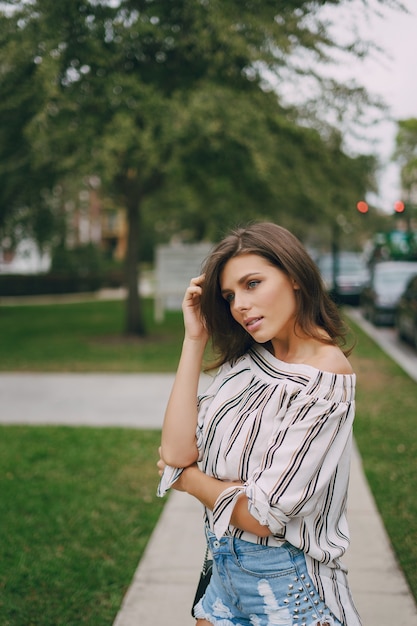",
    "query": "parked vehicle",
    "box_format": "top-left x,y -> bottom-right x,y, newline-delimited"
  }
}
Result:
317,252 -> 369,305
396,274 -> 417,347
361,261 -> 417,326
